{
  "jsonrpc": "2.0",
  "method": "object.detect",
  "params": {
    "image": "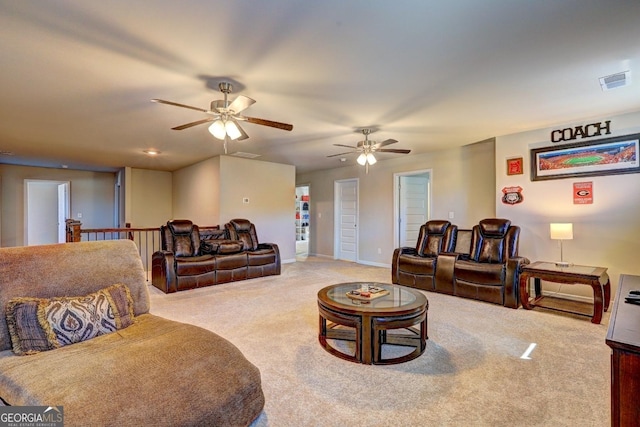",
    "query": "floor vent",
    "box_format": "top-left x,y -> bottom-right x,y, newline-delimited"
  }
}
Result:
599,71 -> 631,91
230,151 -> 261,159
